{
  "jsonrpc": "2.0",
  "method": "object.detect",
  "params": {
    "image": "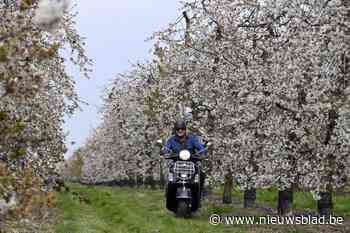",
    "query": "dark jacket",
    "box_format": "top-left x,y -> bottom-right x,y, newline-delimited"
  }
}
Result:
160,134 -> 207,157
